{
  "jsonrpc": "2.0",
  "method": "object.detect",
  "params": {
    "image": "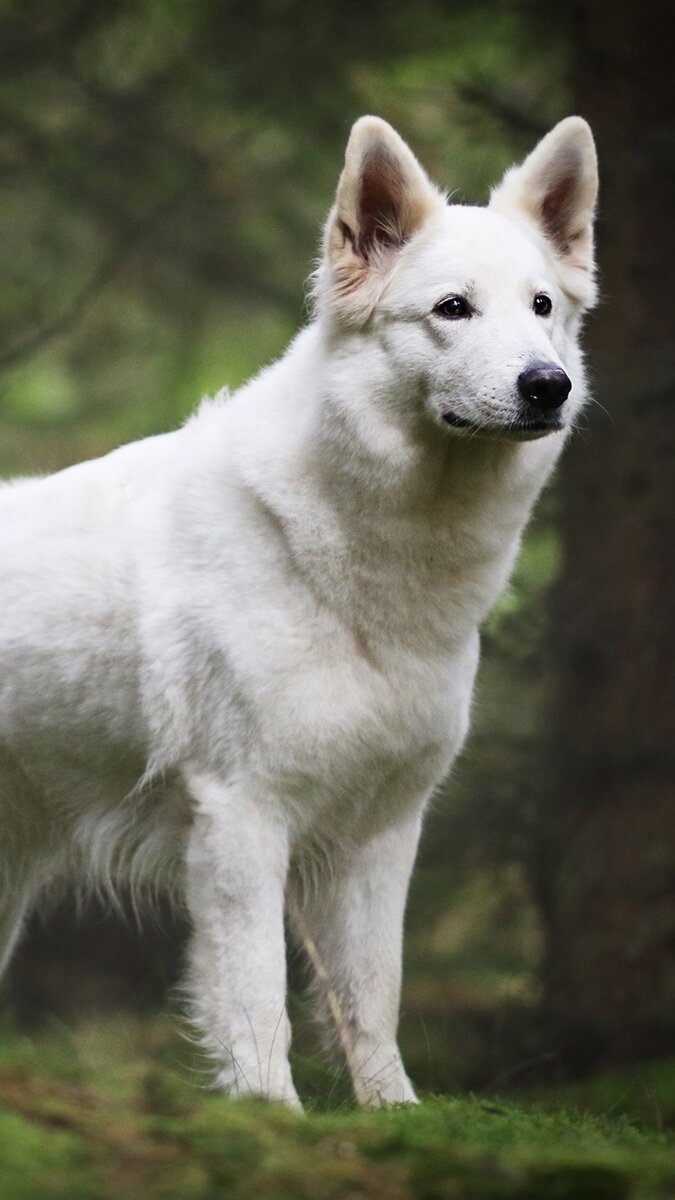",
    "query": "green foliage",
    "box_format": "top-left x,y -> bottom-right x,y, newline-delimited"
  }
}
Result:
0,1021 -> 674,1200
